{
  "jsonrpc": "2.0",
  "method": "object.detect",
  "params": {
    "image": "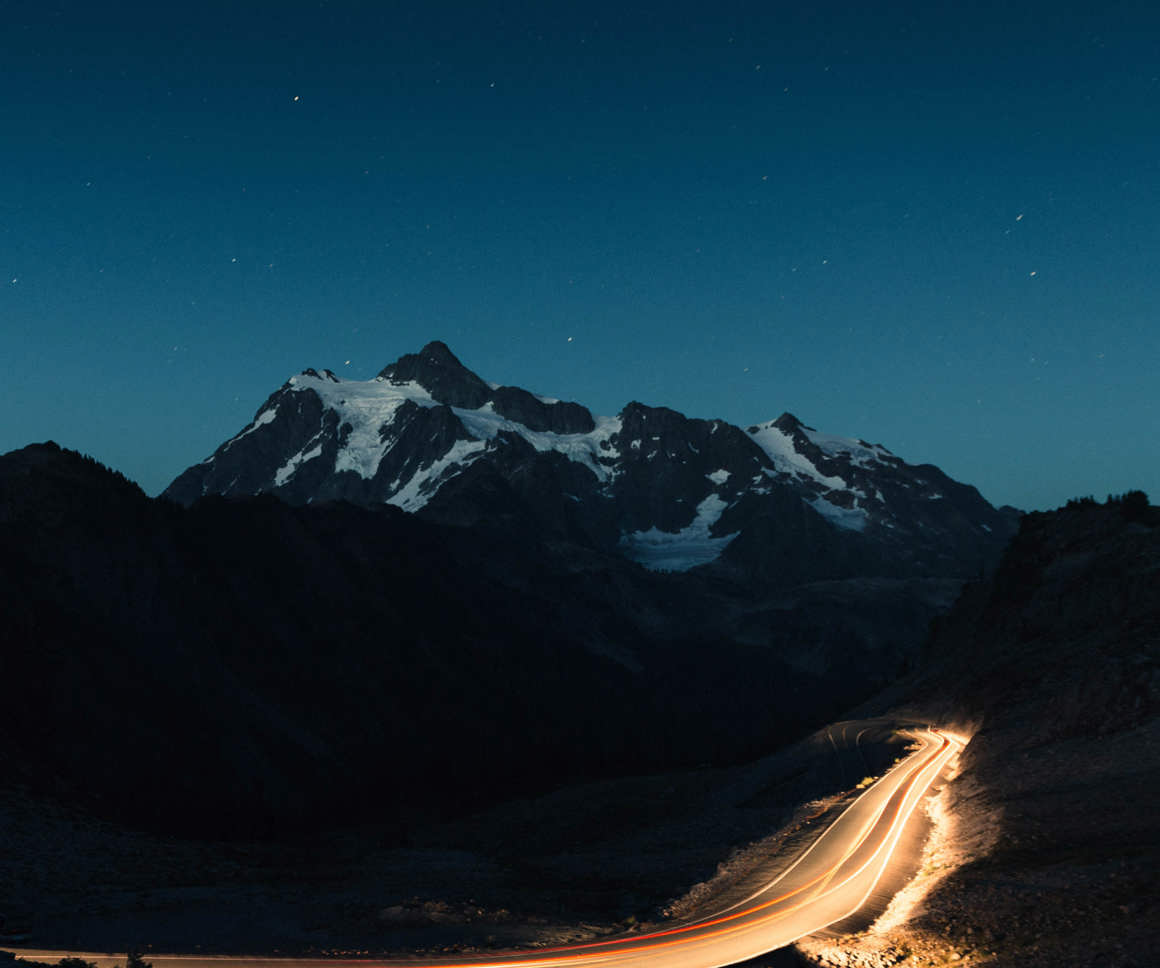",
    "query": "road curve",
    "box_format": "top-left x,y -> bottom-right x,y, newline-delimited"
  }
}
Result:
12,727 -> 961,968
